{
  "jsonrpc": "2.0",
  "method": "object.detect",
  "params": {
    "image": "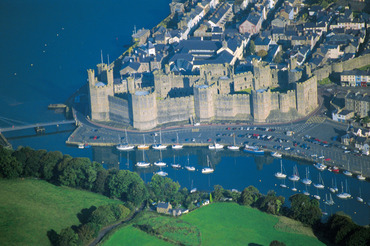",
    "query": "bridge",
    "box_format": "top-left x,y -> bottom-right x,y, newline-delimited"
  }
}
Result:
0,120 -> 76,133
